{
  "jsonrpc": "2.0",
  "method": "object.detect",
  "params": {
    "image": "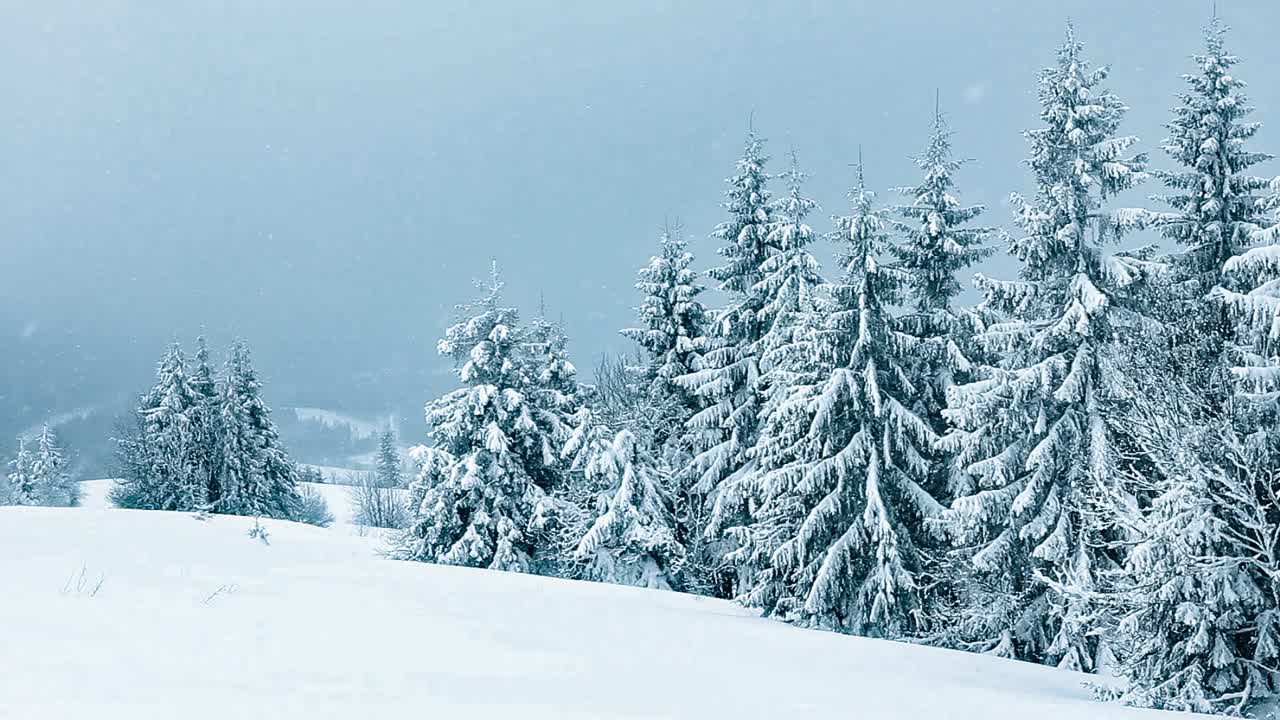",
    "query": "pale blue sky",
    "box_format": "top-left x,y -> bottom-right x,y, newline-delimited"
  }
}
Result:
1,0 -> 1275,419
